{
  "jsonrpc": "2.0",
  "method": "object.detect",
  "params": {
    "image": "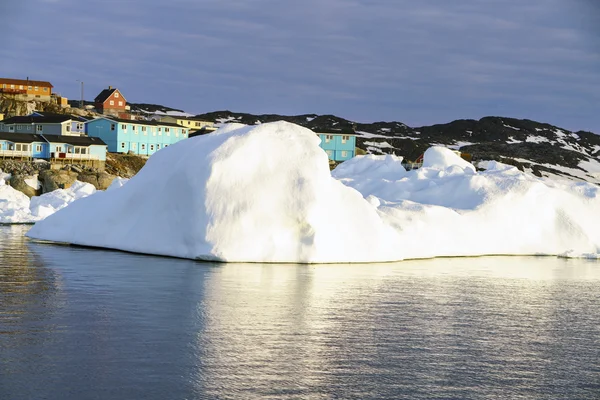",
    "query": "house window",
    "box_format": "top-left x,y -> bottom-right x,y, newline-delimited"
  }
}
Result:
182,129 -> 187,136
122,124 -> 127,130
165,128 -> 170,136
109,100 -> 114,105
141,144 -> 146,151
10,84 -> 15,89
34,86 -> 38,91
121,142 -> 125,149
36,125 -> 42,132
152,128 -> 156,136
156,144 -> 160,150
118,101 -> 123,106
8,144 -> 14,150
36,144 -> 42,152
19,85 -> 23,89
341,135 -> 350,143
115,93 -> 119,98
76,123 -> 84,131
28,86 -> 32,90
325,135 -> 333,143
341,150 -> 348,157
131,142 -> 137,150
150,144 -> 154,151
55,146 -> 61,152
17,125 -> 24,130
43,87 -> 48,92
142,126 -> 147,135
111,124 -> 116,131
66,125 -> 71,132
9,126 -> 14,132
75,147 -> 80,154
158,127 -> 162,135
